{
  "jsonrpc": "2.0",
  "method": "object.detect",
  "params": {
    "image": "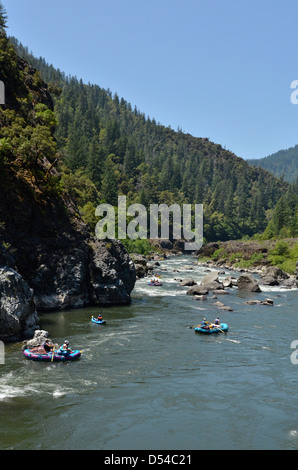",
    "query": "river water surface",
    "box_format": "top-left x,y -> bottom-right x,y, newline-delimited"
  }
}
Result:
1,255 -> 298,450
